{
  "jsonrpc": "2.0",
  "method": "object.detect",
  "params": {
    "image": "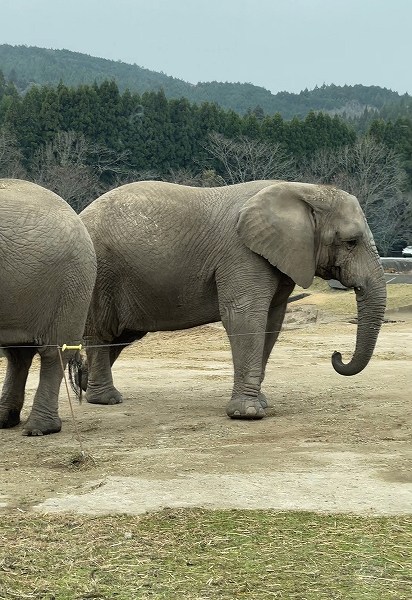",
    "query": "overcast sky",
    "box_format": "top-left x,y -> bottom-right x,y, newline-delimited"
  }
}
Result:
2,0 -> 411,95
